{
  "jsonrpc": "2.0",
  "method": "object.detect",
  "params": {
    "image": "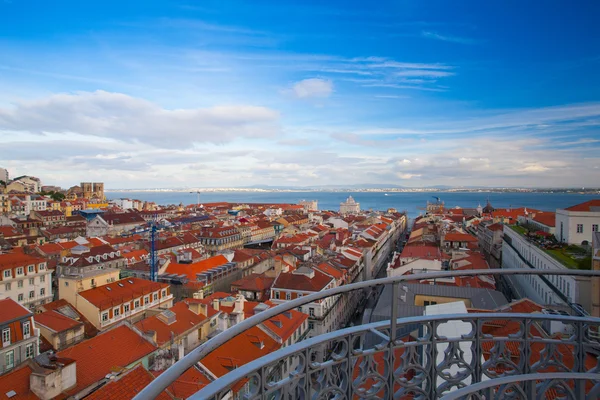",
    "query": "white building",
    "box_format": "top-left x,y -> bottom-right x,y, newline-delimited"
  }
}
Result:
502,225 -> 592,311
340,196 -> 360,215
11,176 -> 42,193
555,200 -> 600,245
299,200 -> 318,212
110,198 -> 134,210
386,245 -> 443,278
270,266 -> 339,337
0,252 -> 54,310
